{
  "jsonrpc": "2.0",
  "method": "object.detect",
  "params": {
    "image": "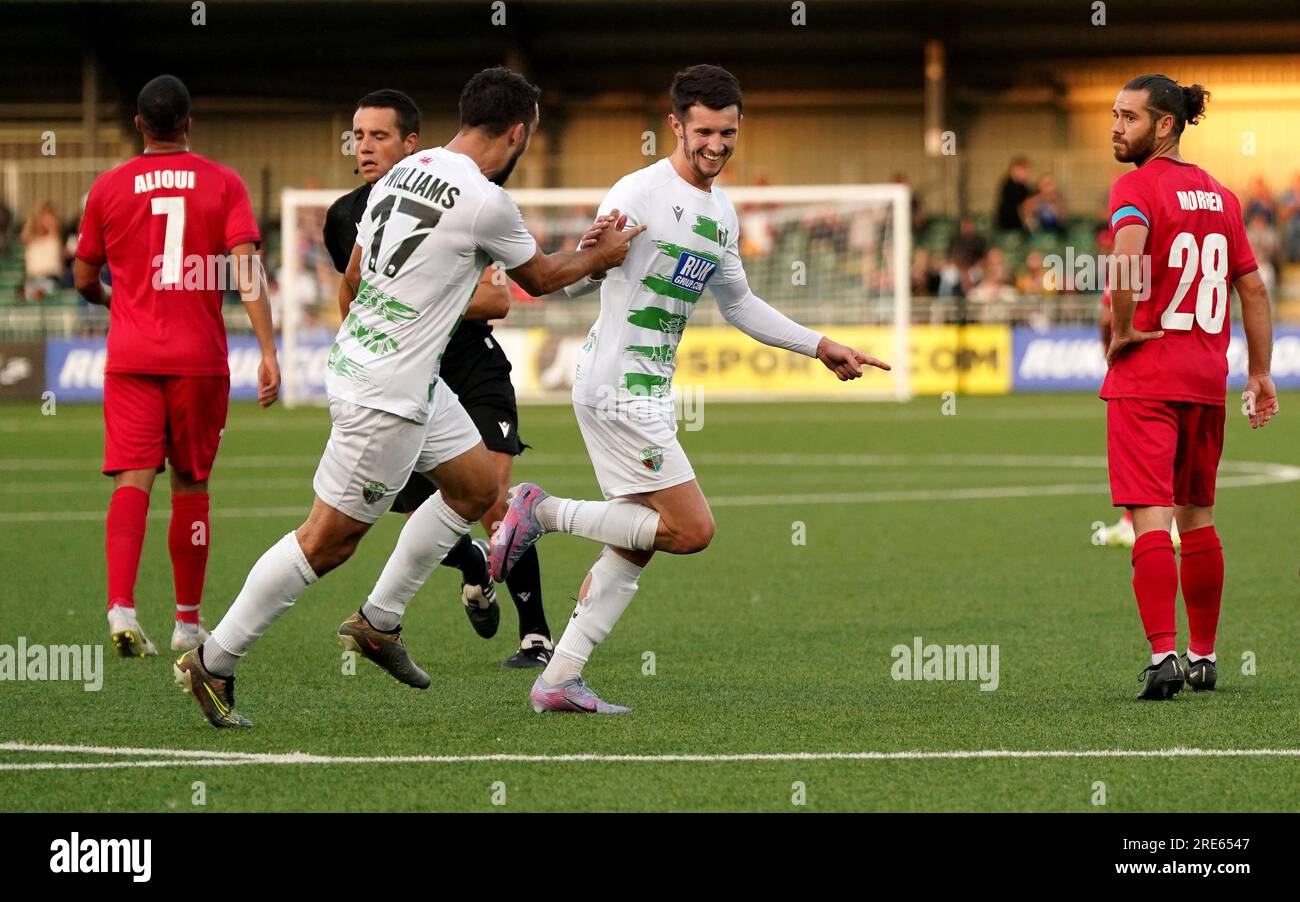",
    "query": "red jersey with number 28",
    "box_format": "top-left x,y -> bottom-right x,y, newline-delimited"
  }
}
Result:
75,150 -> 261,375
1100,157 -> 1257,406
